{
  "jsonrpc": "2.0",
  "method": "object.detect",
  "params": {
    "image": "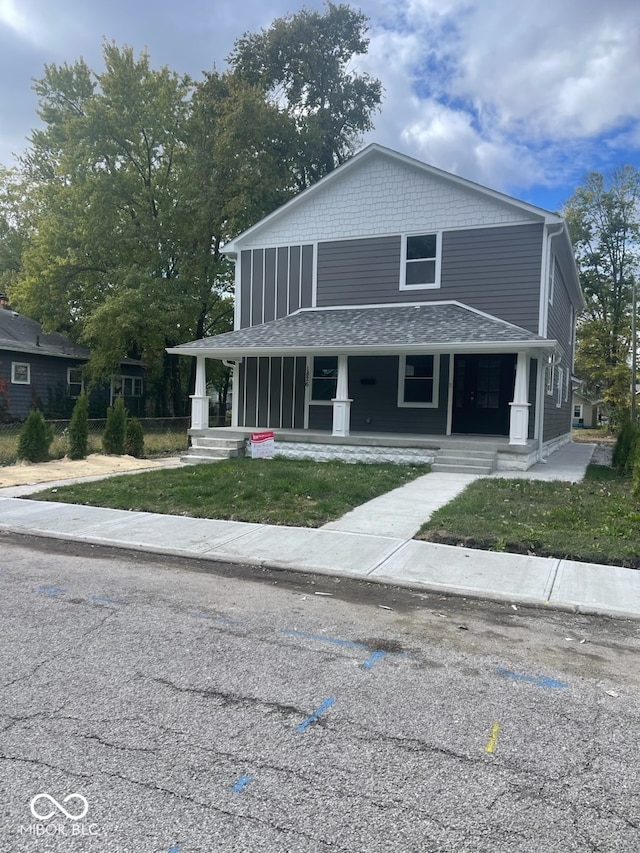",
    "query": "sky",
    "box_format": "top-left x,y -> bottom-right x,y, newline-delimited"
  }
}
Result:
1,0 -> 639,213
